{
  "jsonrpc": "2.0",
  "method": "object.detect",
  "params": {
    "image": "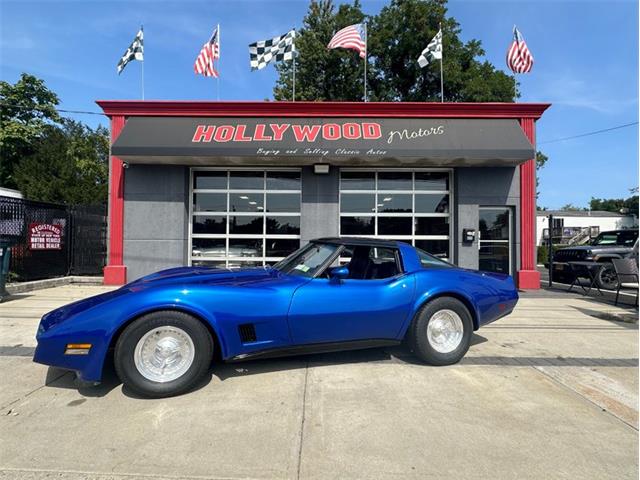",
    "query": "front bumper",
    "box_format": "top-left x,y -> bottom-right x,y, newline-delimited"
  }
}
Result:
33,338 -> 102,382
550,262 -> 571,273
34,322 -> 110,383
